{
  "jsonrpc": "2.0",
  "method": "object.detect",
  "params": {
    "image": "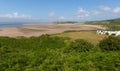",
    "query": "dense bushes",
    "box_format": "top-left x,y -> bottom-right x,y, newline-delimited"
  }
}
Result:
99,36 -> 120,51
38,34 -> 68,48
0,35 -> 120,71
66,39 -> 94,52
